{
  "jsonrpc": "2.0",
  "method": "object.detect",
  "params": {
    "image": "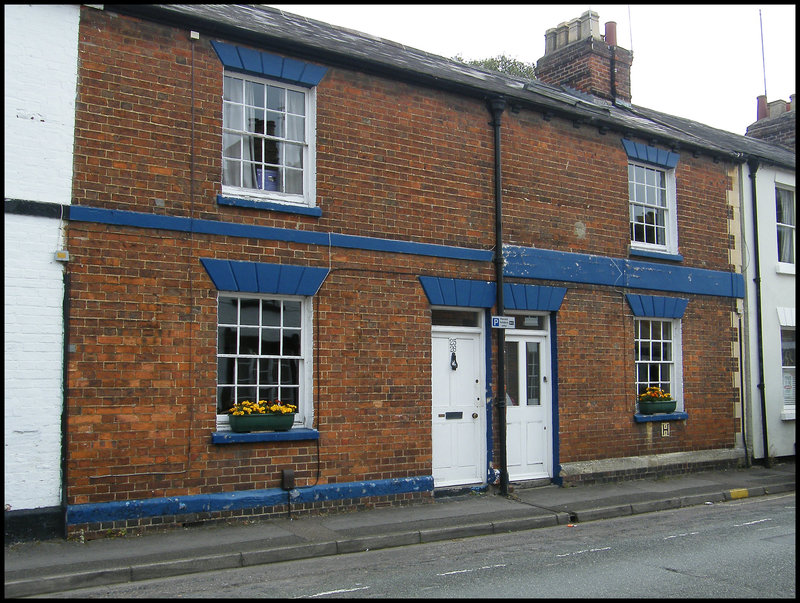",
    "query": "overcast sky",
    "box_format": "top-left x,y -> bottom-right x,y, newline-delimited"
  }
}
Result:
269,4 -> 795,136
